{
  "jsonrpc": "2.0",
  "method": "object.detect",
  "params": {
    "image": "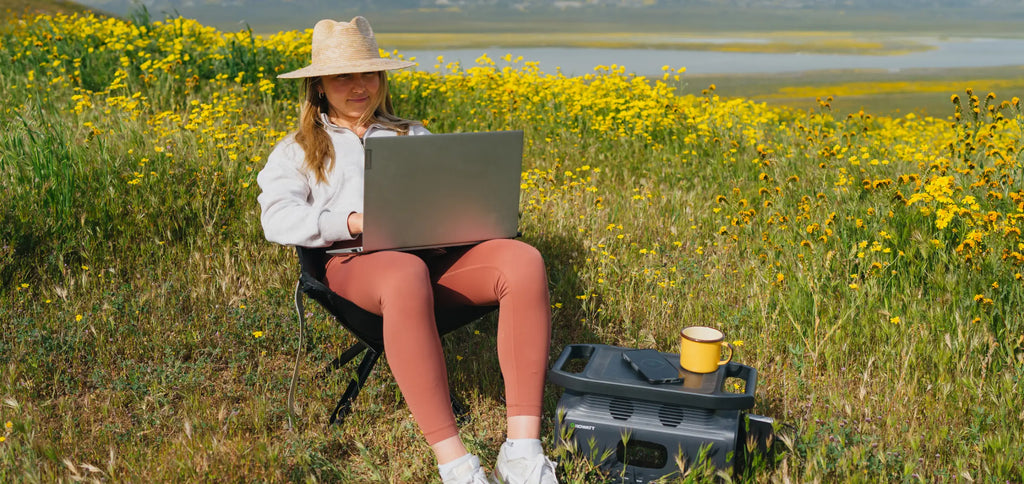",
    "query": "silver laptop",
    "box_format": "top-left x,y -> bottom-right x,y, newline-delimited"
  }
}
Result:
327,130 -> 524,254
